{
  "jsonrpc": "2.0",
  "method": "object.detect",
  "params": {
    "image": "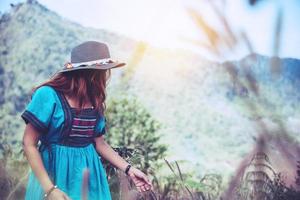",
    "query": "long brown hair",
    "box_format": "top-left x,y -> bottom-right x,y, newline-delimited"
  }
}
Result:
33,69 -> 111,115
